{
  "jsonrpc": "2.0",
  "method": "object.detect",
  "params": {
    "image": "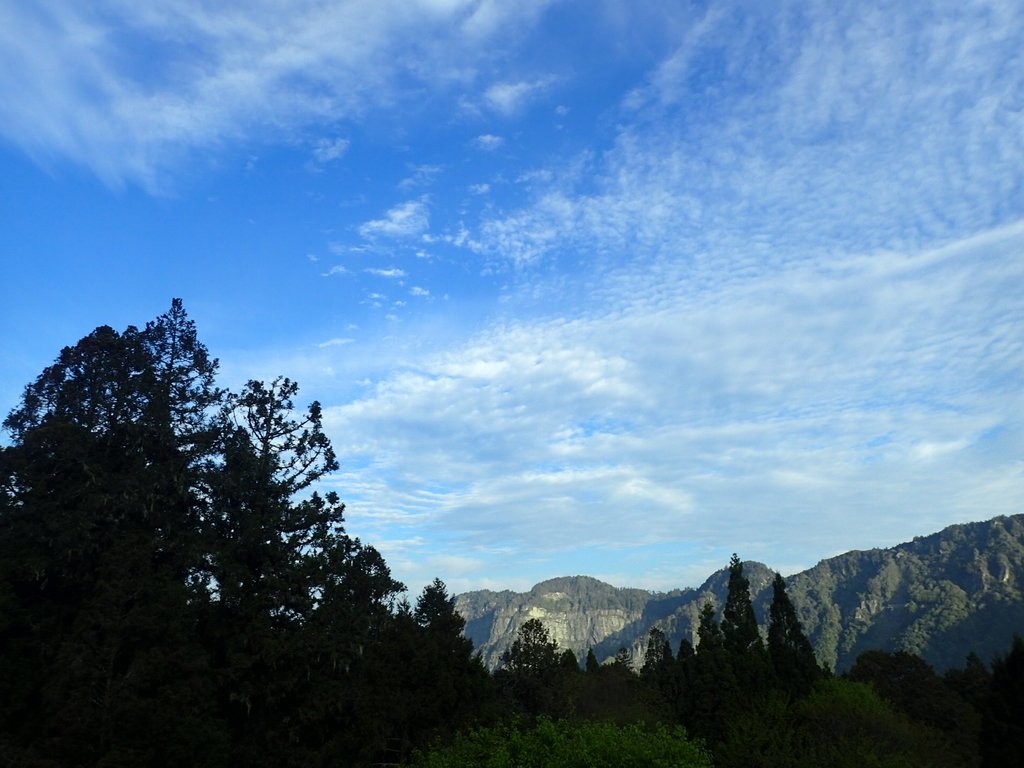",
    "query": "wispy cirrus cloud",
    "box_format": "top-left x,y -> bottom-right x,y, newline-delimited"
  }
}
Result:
318,337 -> 354,348
459,0 -> 1023,278
0,1 -> 555,189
